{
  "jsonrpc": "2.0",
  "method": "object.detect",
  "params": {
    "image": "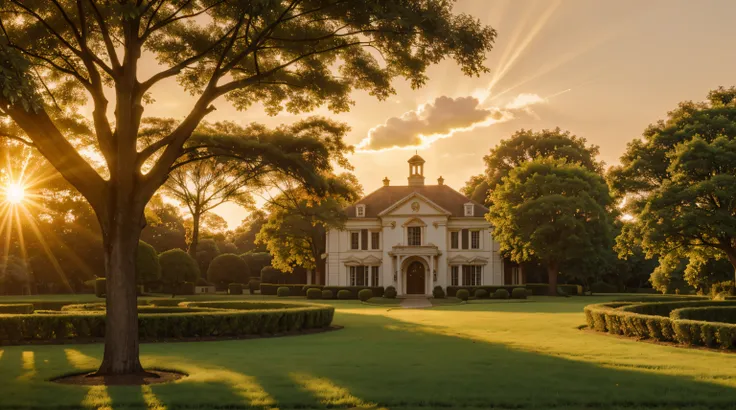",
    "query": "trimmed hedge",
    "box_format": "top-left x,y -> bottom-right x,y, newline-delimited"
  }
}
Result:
277,287 -> 290,297
0,304 -> 34,314
0,301 -> 334,345
432,286 -> 445,299
228,283 -> 244,295
492,289 -> 510,300
671,306 -> 736,324
511,287 -> 527,299
456,289 -> 469,301
94,278 -> 106,298
337,290 -> 352,300
306,288 -> 322,300
526,283 -> 580,296
585,300 -> 736,349
447,285 -> 518,297
384,286 -> 397,299
248,279 -> 260,294
321,286 -> 384,300
474,289 -> 488,299
321,290 -> 333,299
261,283 -> 308,296
148,298 -> 185,307
358,289 -> 373,302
